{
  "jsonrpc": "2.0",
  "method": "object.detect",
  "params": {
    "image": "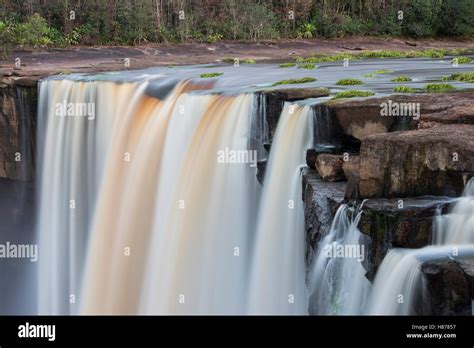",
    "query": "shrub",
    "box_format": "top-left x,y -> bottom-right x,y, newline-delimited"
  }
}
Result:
200,72 -> 223,78
423,83 -> 456,92
394,86 -> 417,93
453,57 -> 472,64
444,72 -> 474,83
298,63 -> 316,69
336,78 -> 364,85
272,77 -> 317,86
279,63 -> 296,68
332,90 -> 375,99
391,76 -> 413,82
